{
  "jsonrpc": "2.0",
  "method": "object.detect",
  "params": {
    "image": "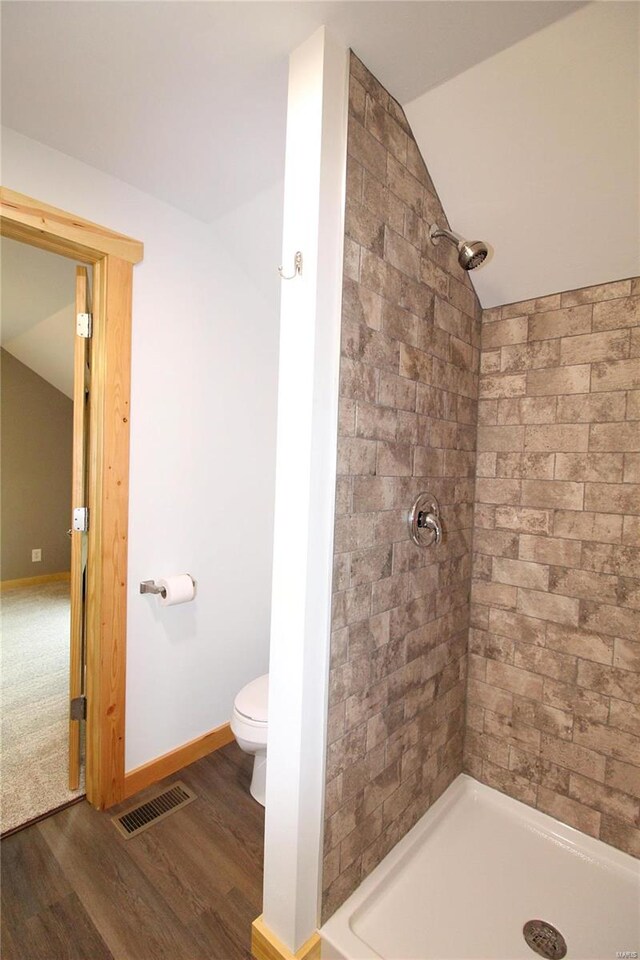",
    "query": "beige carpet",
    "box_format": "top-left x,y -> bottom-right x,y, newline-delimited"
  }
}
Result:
1,580 -> 83,832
